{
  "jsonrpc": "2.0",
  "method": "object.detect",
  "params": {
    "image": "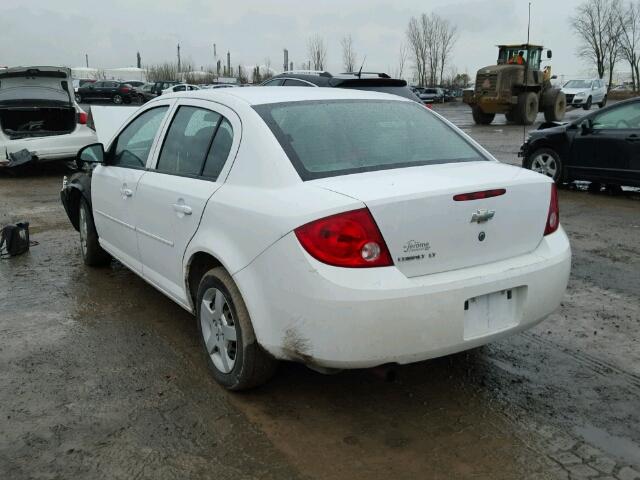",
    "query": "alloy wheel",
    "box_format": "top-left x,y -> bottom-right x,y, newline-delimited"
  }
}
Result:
200,288 -> 238,374
531,153 -> 558,180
